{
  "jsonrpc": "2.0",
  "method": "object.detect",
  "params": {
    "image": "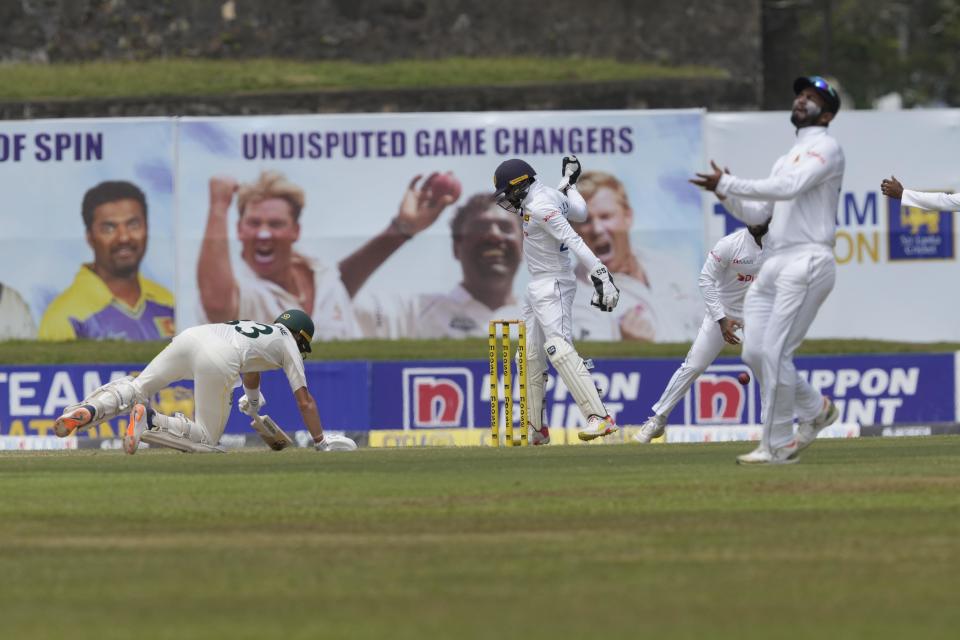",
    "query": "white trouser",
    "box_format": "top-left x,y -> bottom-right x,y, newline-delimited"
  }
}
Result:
521,276 -> 577,381
135,327 -> 237,444
741,248 -> 835,450
652,313 -> 729,417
